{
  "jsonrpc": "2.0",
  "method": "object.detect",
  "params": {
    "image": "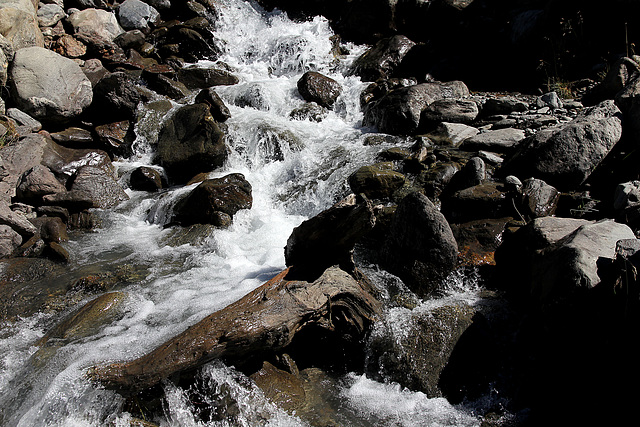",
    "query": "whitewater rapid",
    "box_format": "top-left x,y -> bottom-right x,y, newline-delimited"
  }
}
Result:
0,1 -> 488,425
